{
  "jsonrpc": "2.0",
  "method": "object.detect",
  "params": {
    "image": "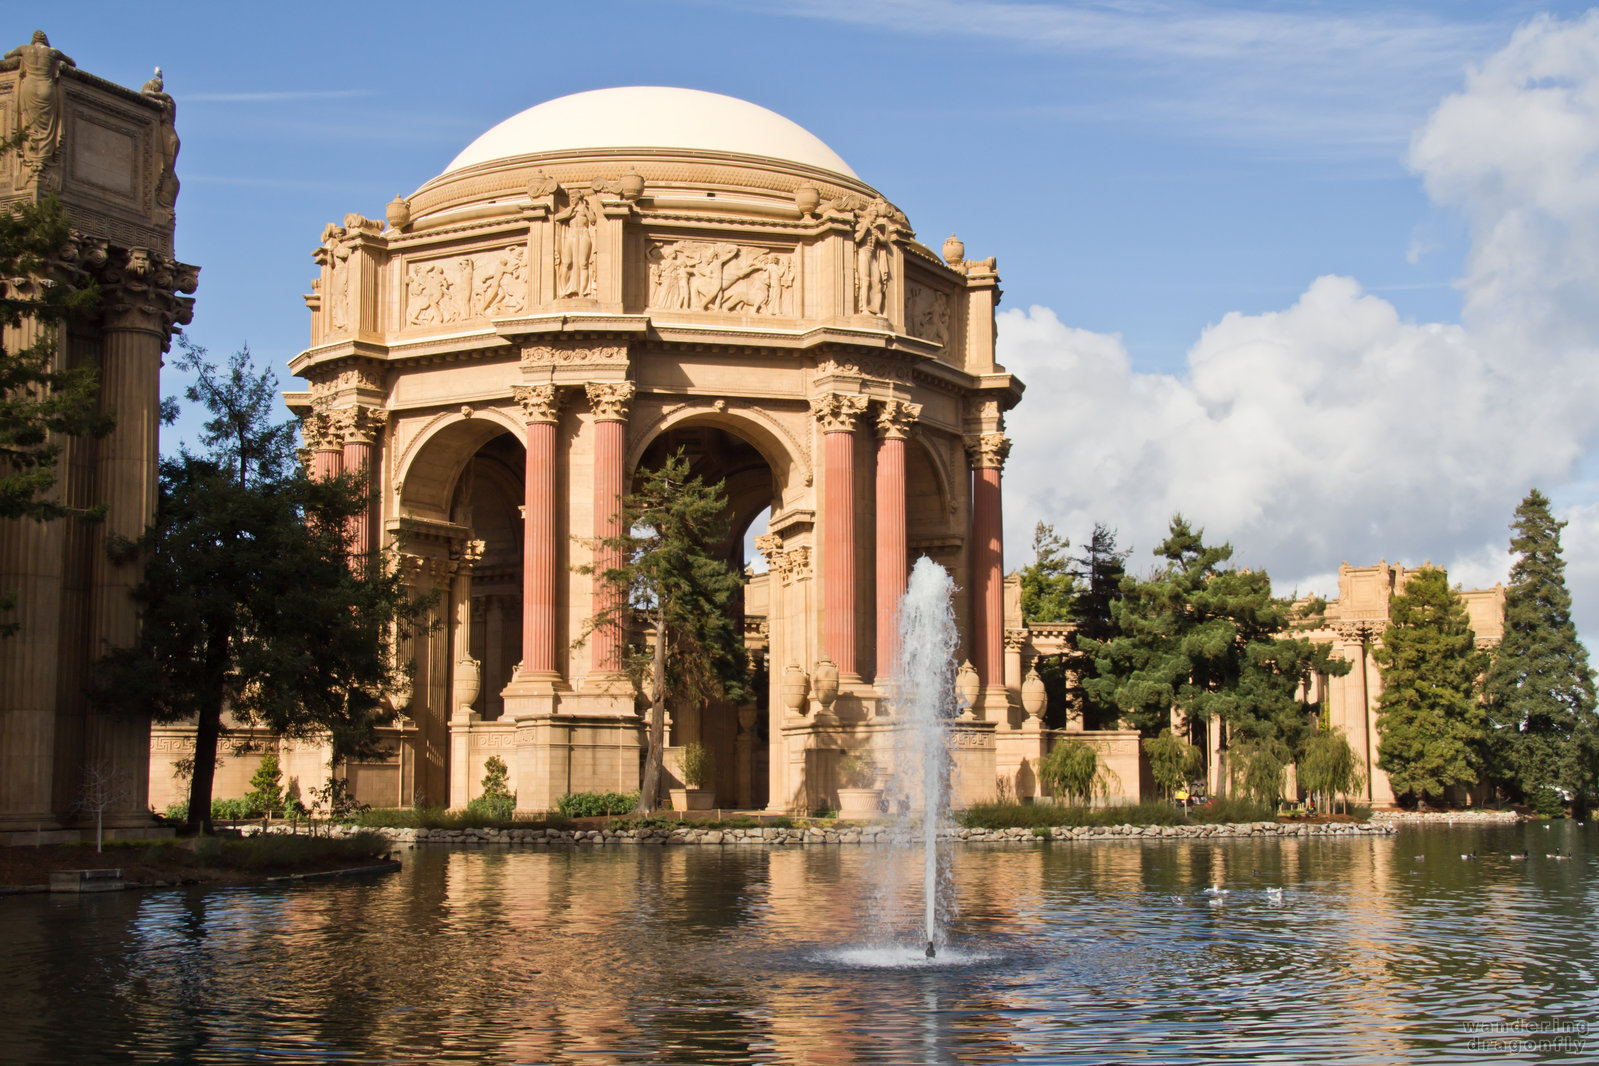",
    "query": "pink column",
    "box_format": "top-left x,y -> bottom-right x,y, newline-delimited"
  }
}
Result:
309,406 -> 344,482
969,434 -> 1010,688
812,393 -> 868,676
586,381 -> 635,676
514,385 -> 563,678
339,407 -> 379,556
874,400 -> 920,682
